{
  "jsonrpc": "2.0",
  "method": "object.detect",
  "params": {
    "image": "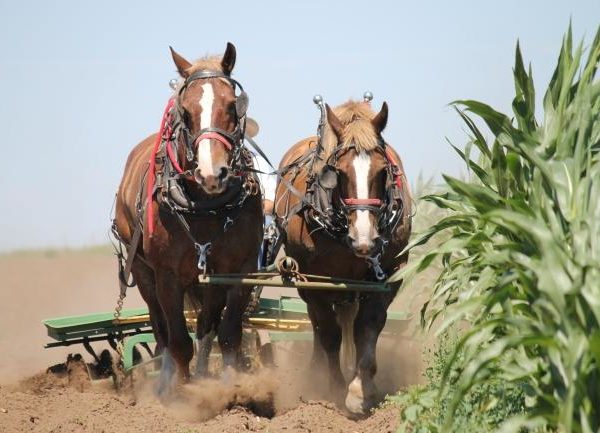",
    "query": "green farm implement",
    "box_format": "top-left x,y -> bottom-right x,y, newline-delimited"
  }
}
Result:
43,257 -> 410,385
43,295 -> 409,385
